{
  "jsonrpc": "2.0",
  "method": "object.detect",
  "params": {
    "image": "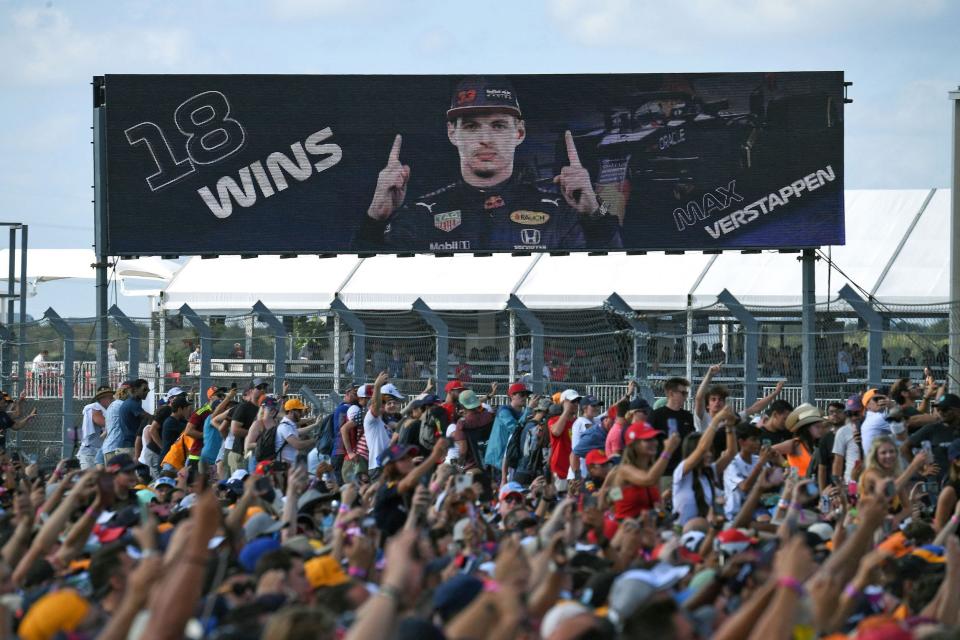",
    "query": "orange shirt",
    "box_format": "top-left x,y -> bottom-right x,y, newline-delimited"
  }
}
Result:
786,442 -> 812,478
